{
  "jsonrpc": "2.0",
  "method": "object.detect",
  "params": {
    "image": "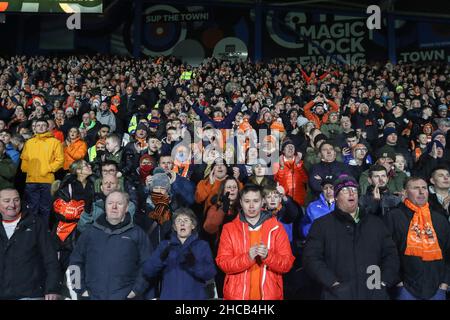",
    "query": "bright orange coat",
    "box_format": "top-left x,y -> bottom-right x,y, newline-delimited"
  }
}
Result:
63,138 -> 87,170
195,178 -> 223,214
274,157 -> 309,206
216,214 -> 295,300
303,99 -> 339,129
